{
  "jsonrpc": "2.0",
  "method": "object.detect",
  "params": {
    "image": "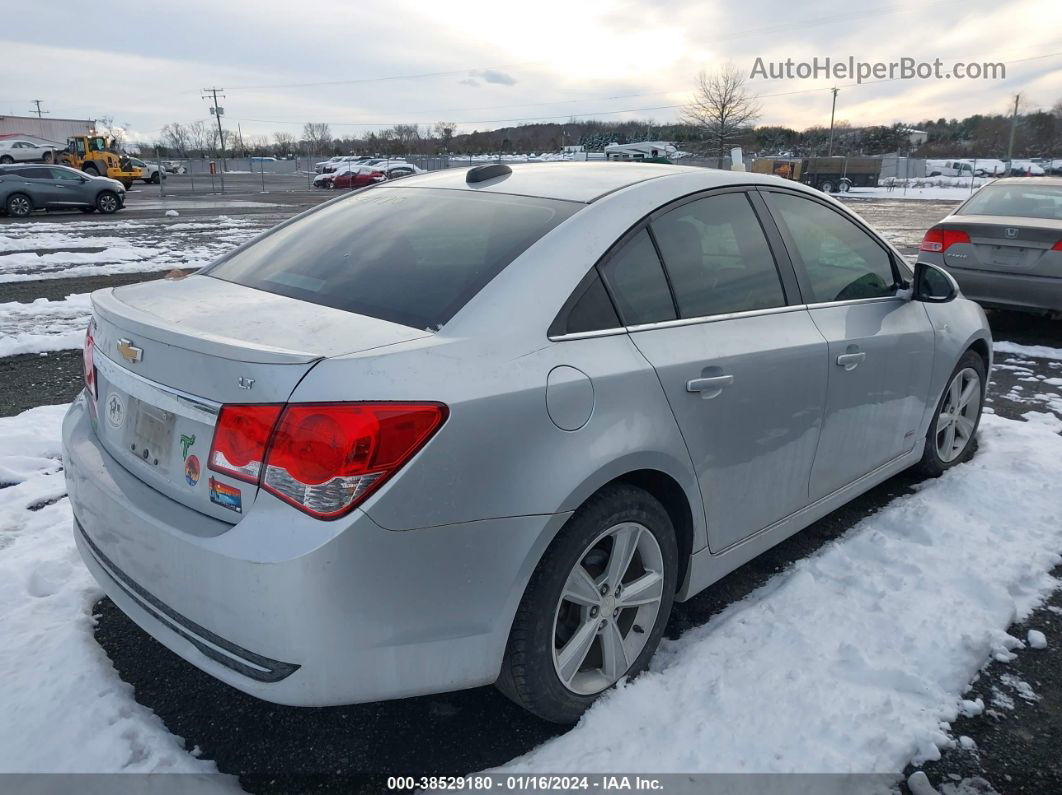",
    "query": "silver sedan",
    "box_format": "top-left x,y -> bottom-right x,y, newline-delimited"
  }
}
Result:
918,176 -> 1062,314
63,163 -> 992,723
